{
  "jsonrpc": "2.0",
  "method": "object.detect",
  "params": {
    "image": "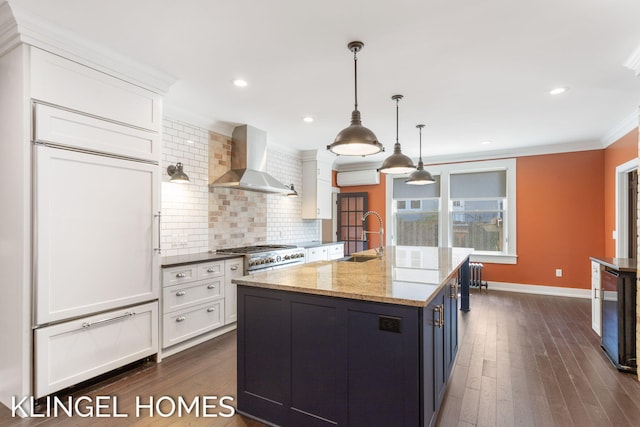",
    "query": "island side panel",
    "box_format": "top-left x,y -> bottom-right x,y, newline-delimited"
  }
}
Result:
237,286 -> 291,425
460,258 -> 470,312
